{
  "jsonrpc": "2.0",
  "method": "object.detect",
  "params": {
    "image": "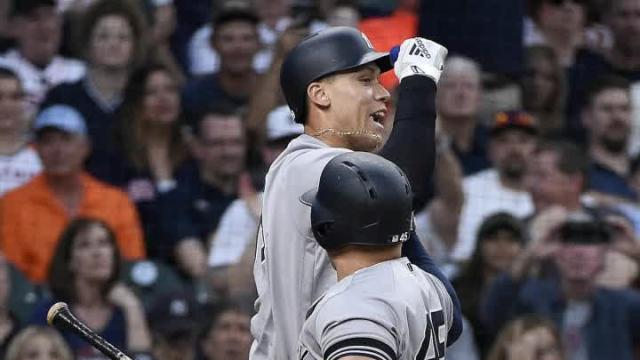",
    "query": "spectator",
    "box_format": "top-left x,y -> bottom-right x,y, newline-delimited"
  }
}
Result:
0,67 -> 41,195
0,254 -> 21,359
148,292 -> 200,360
0,0 -> 85,110
5,326 -> 73,360
455,111 -> 536,262
0,105 -> 145,284
207,105 -> 303,298
115,63 -> 191,258
41,0 -> 146,183
326,0 -> 360,28
146,0 -> 184,85
582,75 -> 637,201
164,105 -> 246,279
526,0 -> 588,67
199,301 -> 252,360
182,2 -> 260,113
482,210 -> 640,360
437,56 -> 490,175
486,314 -> 564,360
522,46 -> 567,137
29,218 -> 151,360
454,213 -> 526,356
